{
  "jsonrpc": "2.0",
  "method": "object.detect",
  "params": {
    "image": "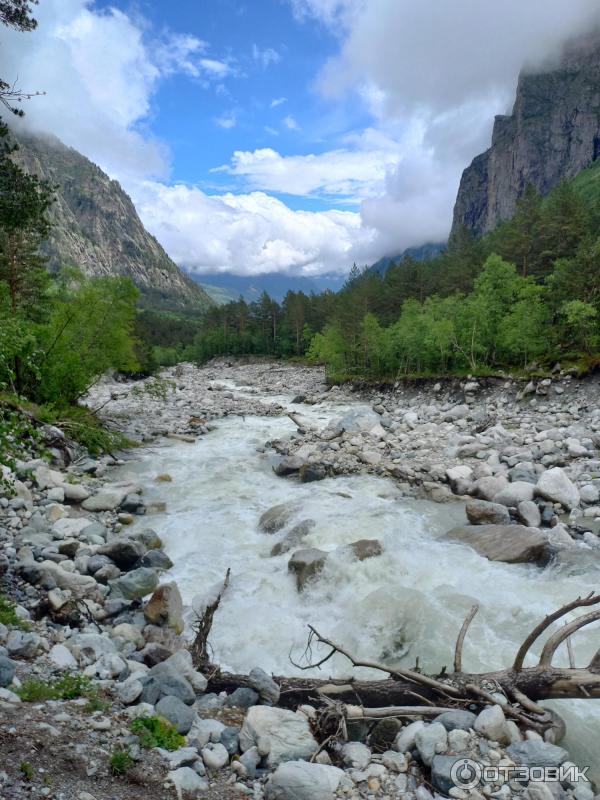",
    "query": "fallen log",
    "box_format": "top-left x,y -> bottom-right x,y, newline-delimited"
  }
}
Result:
193,581 -> 600,737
